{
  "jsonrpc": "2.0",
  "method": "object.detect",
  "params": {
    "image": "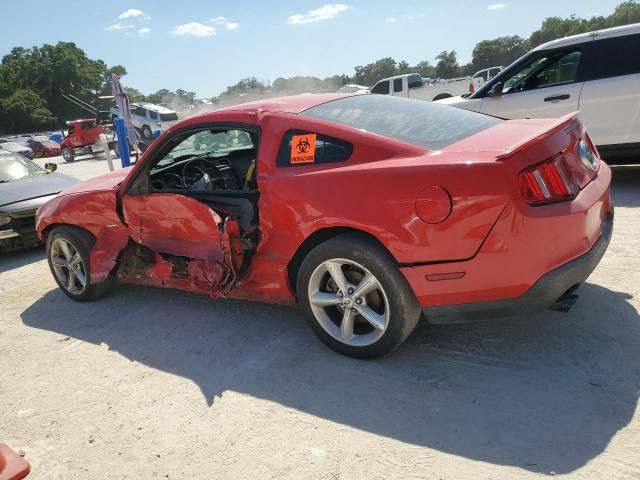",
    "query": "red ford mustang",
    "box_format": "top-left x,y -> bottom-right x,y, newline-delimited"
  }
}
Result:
35,94 -> 613,358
